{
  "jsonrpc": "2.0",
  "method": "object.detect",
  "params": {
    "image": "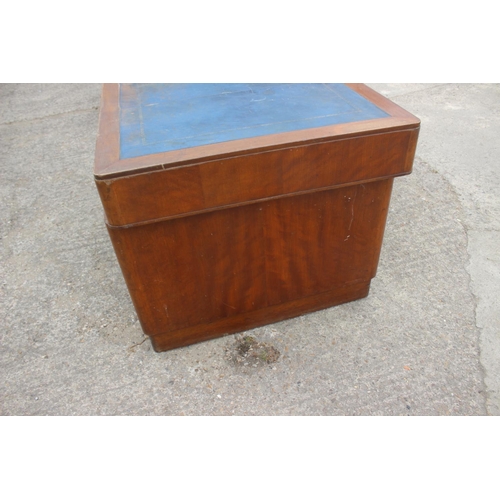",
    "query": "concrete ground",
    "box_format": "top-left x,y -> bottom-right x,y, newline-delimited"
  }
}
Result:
1,83 -> 498,415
